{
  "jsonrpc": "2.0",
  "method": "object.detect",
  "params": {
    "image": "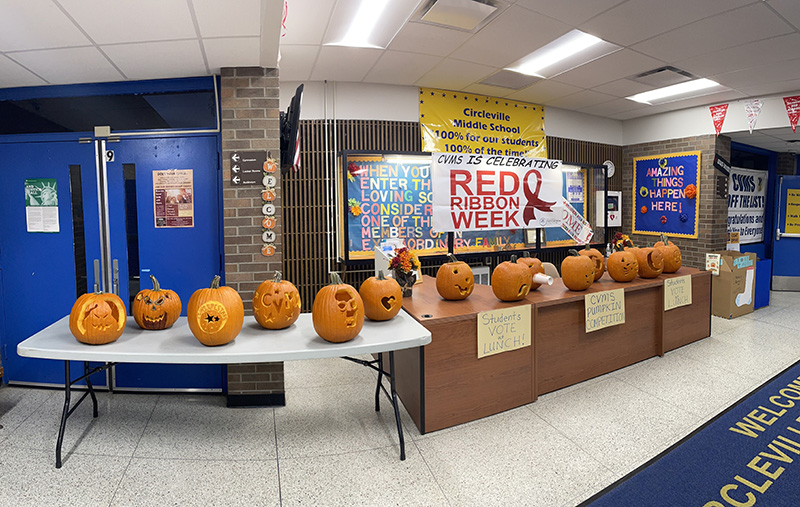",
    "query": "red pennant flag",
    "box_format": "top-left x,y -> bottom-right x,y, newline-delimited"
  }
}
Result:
784,96 -> 800,132
709,104 -> 728,136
